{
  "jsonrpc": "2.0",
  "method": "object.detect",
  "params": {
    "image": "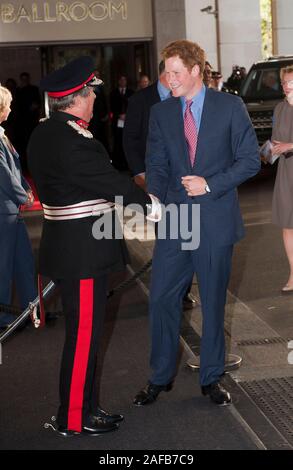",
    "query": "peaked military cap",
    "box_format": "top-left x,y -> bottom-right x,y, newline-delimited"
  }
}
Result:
40,56 -> 103,98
